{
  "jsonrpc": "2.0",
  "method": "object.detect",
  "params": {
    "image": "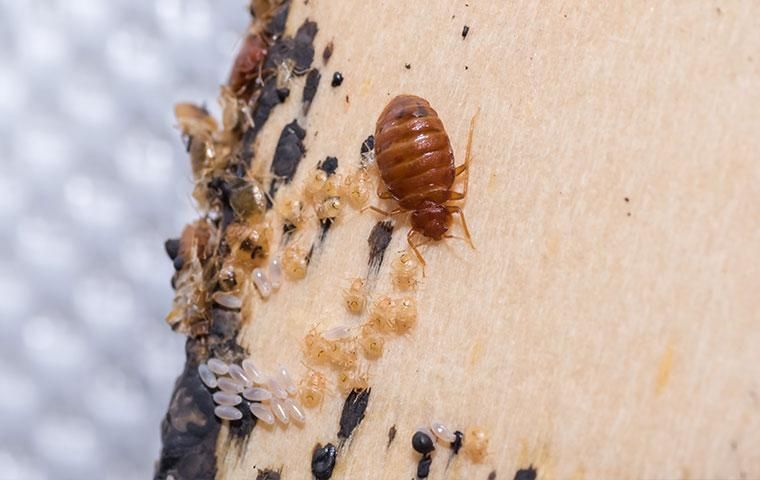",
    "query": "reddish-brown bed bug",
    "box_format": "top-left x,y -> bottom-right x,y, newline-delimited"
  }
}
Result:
228,33 -> 268,98
372,94 -> 477,265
